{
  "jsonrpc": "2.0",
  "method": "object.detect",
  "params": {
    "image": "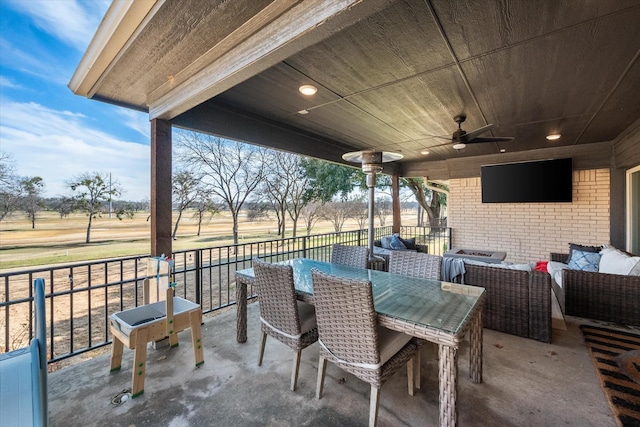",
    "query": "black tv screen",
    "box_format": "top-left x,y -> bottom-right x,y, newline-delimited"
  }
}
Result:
481,158 -> 573,203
